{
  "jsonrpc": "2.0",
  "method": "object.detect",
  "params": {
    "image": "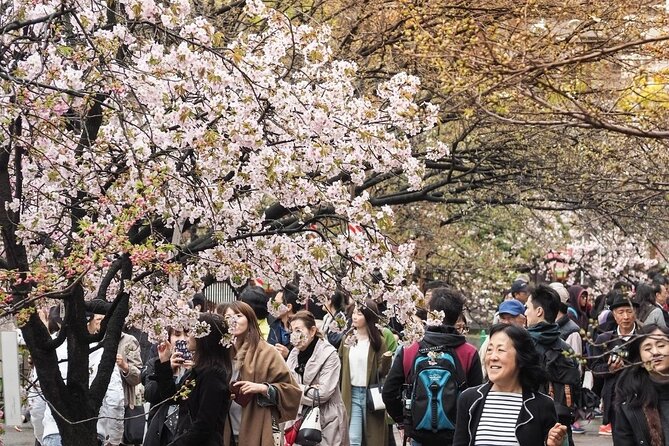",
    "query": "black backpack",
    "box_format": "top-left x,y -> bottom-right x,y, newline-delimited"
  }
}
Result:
536,342 -> 581,424
401,344 -> 464,446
